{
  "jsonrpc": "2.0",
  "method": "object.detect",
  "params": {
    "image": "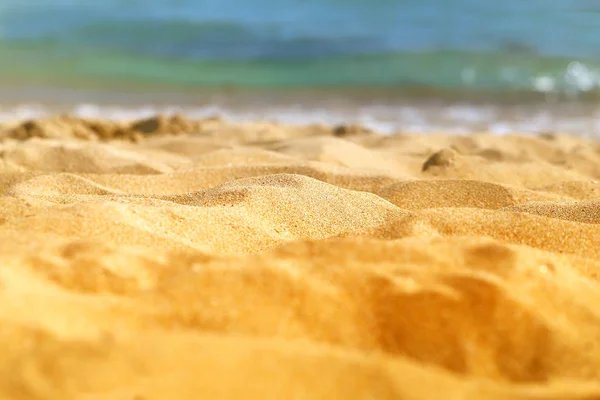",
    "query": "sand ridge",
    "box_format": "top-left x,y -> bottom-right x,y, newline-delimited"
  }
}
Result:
0,115 -> 600,399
